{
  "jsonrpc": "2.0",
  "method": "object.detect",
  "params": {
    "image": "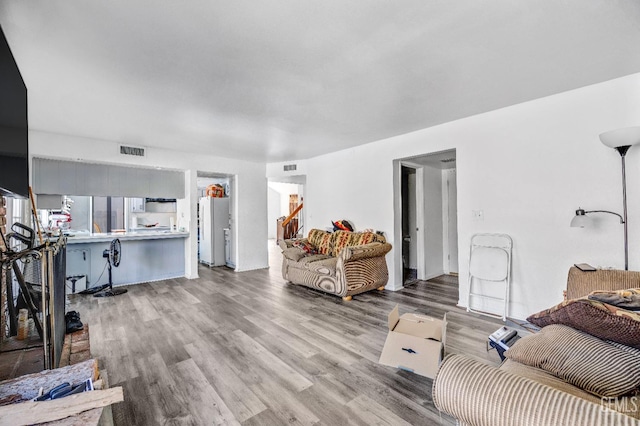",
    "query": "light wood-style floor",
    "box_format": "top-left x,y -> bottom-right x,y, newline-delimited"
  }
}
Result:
70,242 -> 467,425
